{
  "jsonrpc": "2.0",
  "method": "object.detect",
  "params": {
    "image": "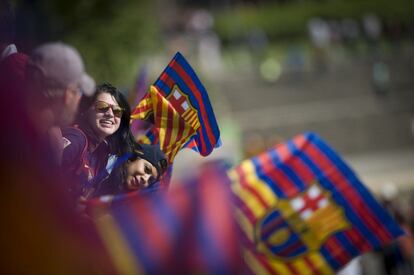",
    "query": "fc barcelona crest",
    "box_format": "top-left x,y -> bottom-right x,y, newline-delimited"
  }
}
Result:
166,85 -> 200,130
255,182 -> 351,260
